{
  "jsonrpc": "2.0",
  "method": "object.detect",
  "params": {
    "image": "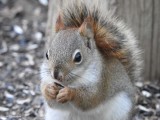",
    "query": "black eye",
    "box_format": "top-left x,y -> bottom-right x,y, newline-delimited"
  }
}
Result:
46,52 -> 49,60
73,52 -> 82,63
